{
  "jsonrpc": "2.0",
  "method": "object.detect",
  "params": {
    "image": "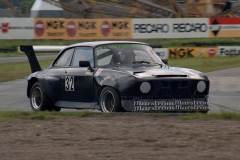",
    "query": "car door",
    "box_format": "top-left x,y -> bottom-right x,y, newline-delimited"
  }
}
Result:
60,46 -> 94,102
46,48 -> 75,102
